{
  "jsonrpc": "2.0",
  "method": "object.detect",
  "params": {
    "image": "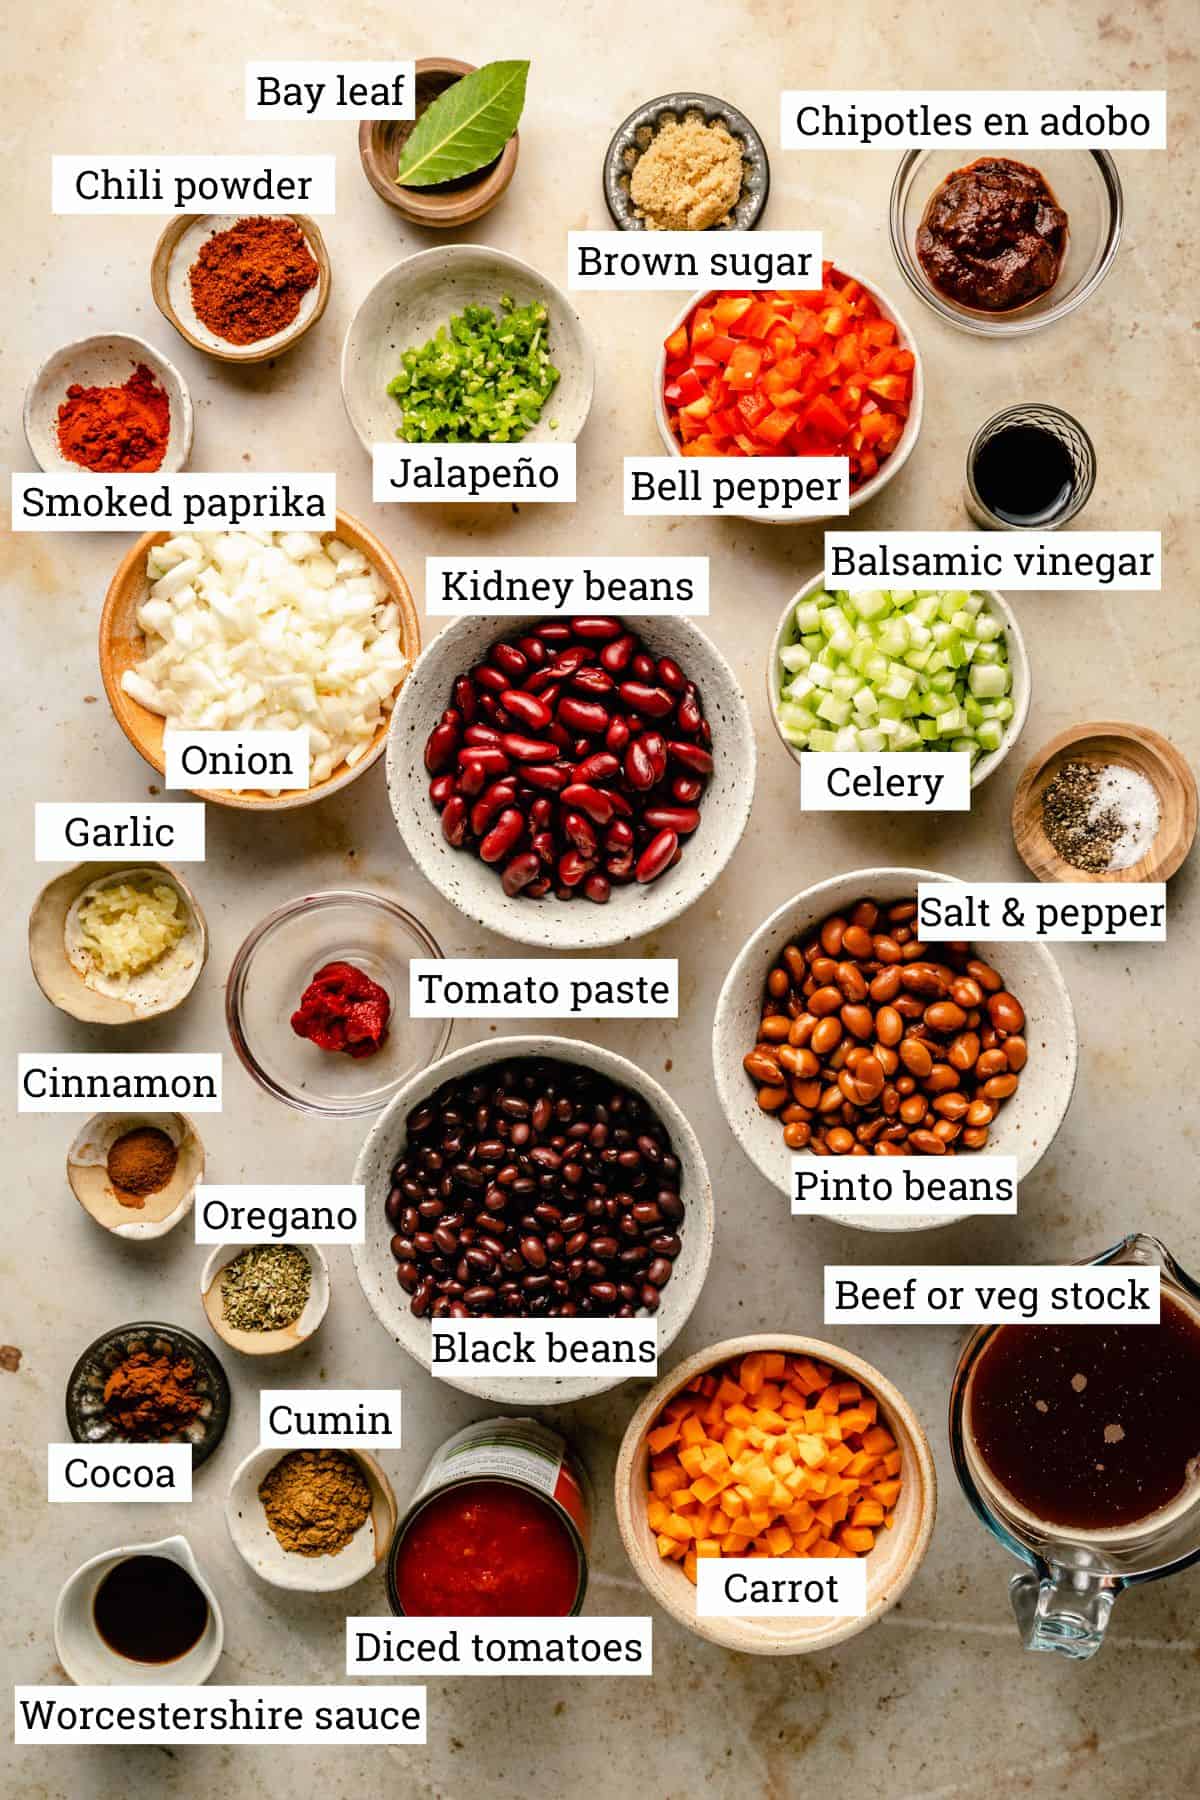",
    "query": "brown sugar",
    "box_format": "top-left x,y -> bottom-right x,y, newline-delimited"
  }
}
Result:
630,119 -> 743,231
